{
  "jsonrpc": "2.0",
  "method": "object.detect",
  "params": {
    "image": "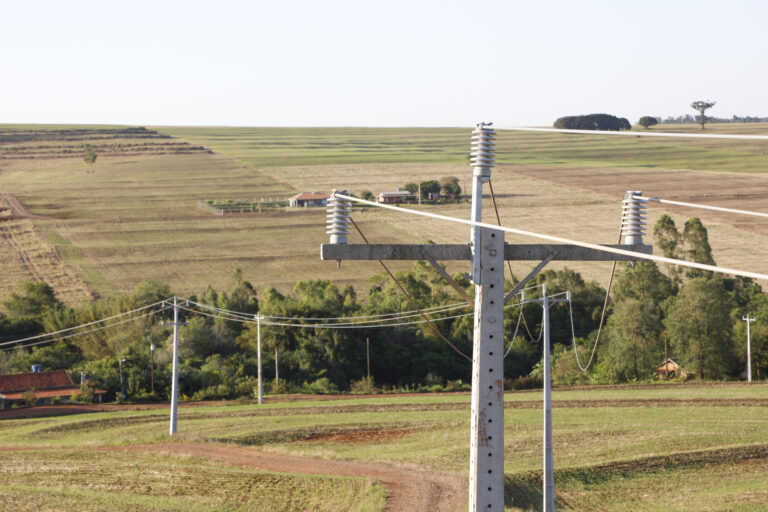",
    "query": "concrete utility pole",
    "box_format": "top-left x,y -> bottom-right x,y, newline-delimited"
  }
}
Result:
321,123 -> 652,511
743,315 -> 756,382
256,313 -> 263,404
163,297 -> 187,436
